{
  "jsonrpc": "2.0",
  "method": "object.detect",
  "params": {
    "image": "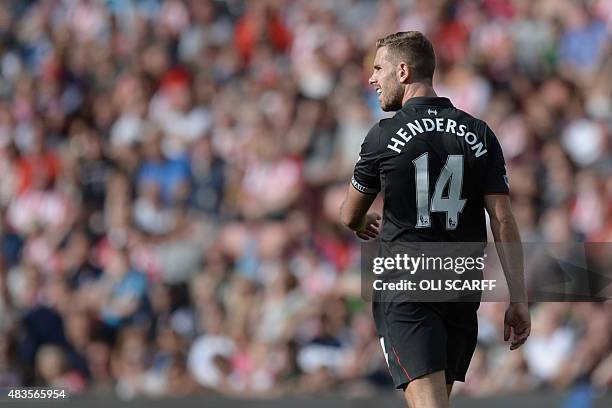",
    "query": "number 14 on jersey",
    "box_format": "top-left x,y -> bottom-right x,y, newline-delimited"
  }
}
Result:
413,153 -> 466,230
